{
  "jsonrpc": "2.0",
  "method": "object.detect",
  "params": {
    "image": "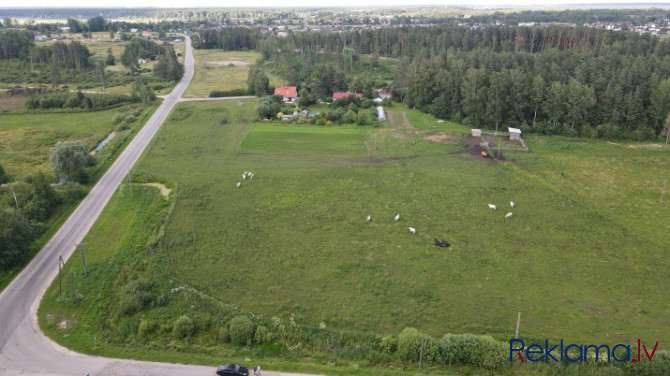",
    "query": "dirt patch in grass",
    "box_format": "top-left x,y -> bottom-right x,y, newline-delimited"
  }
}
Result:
461,135 -> 508,162
422,132 -> 459,144
637,143 -> 670,151
207,60 -> 249,67
143,182 -> 171,199
323,155 -> 417,165
0,92 -> 28,111
391,132 -> 407,139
